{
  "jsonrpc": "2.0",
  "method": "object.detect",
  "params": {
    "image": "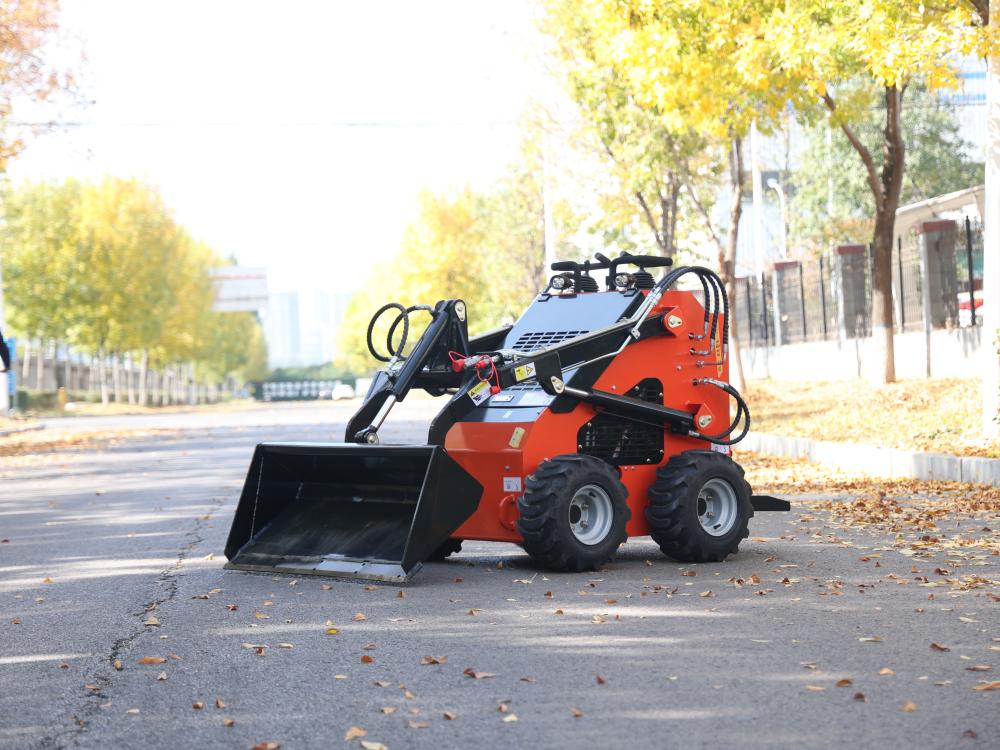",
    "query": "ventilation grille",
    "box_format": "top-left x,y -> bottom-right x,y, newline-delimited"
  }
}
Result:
511,330 -> 588,352
578,378 -> 664,466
